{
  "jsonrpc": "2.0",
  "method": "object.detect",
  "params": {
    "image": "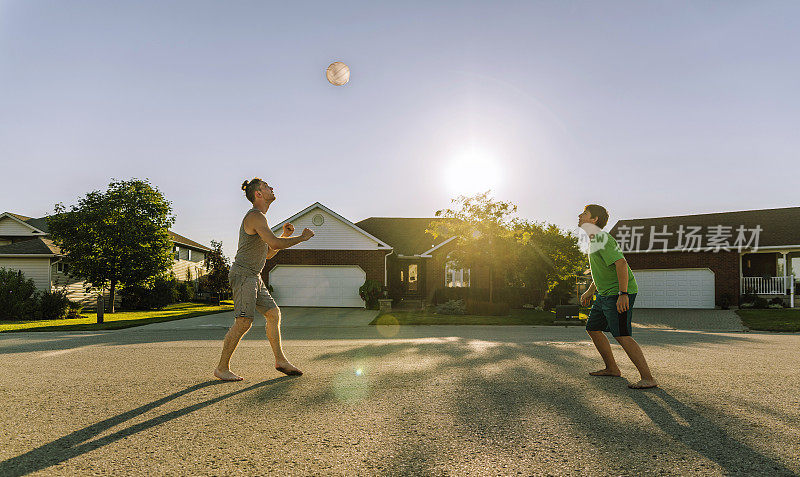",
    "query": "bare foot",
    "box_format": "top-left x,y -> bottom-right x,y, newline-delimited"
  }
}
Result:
214,368 -> 244,381
628,379 -> 658,389
589,368 -> 621,377
275,361 -> 303,376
